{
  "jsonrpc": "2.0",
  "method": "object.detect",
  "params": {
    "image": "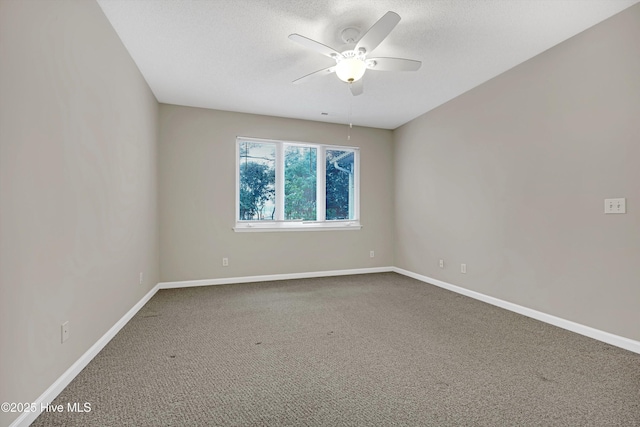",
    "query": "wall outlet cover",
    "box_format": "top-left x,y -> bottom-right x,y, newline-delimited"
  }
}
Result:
61,321 -> 69,343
